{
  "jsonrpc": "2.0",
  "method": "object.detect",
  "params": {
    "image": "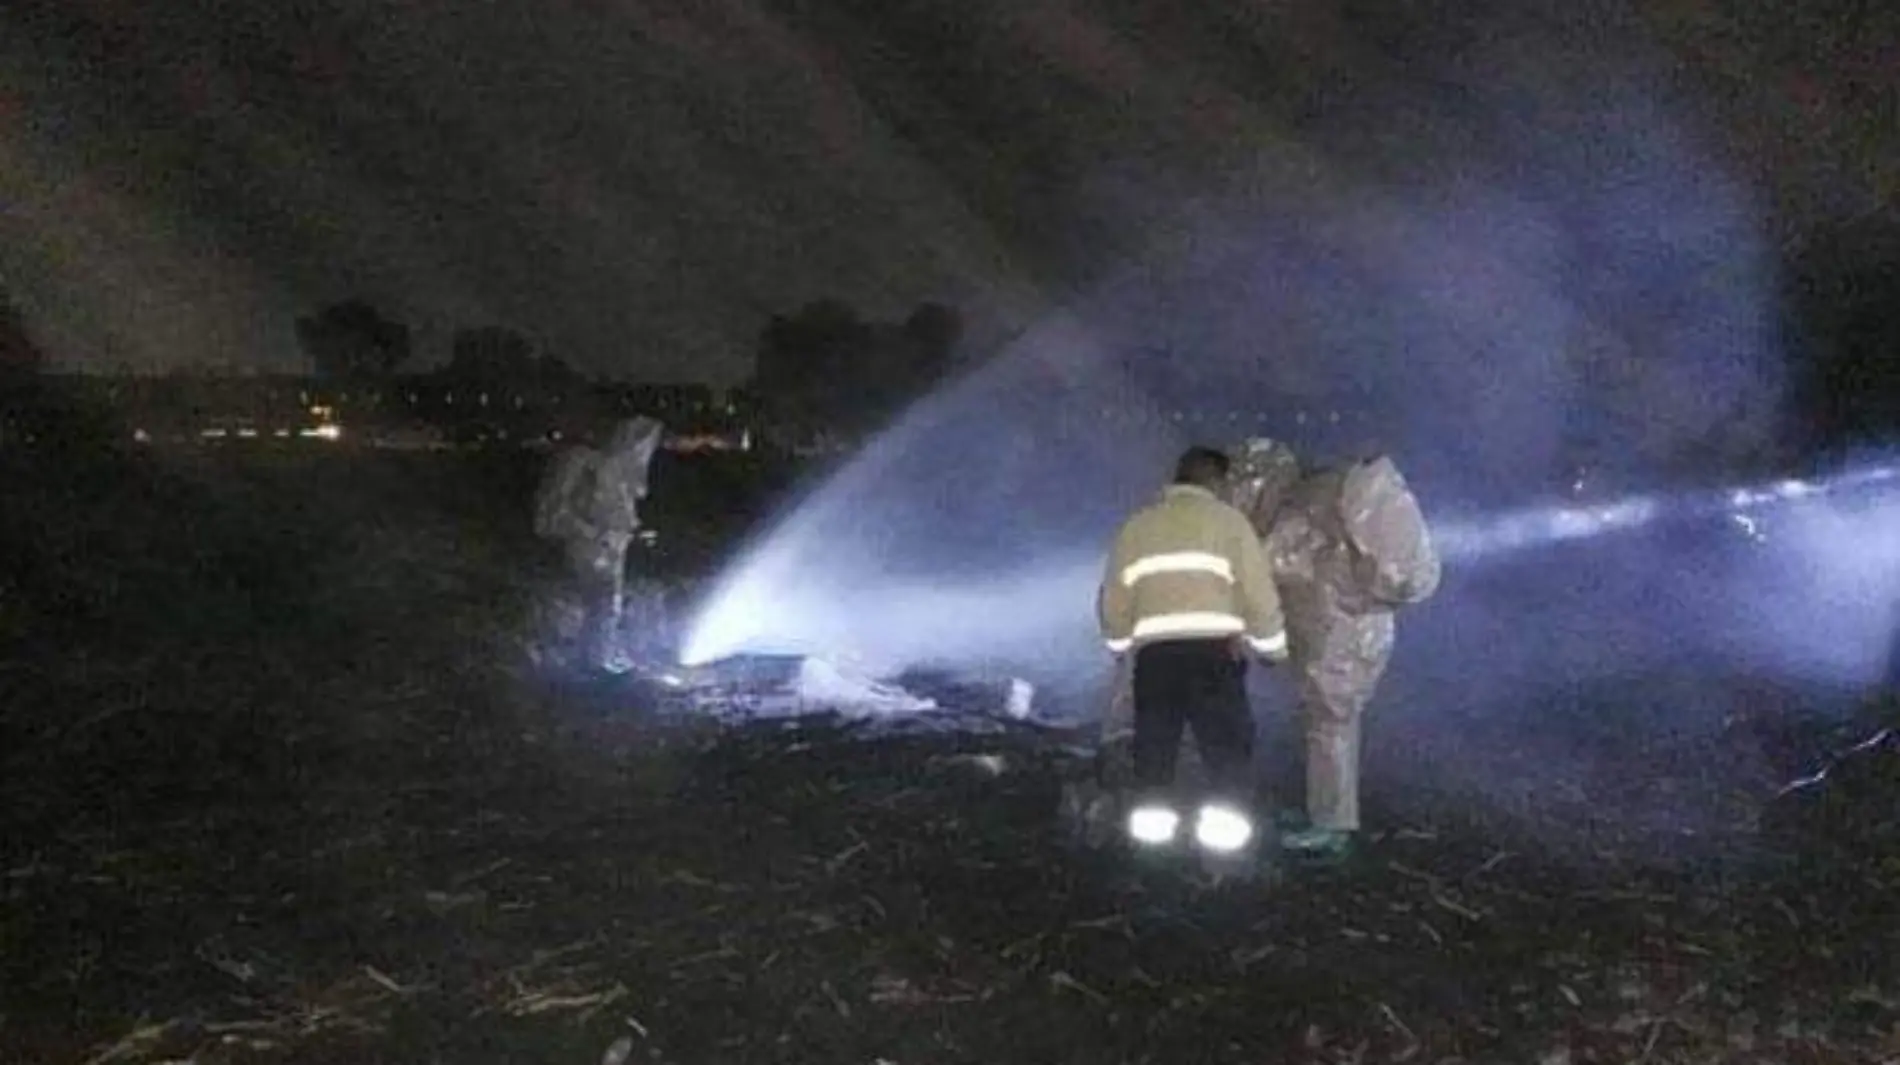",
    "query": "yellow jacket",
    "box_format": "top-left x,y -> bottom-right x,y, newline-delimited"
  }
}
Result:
1097,484 -> 1289,658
